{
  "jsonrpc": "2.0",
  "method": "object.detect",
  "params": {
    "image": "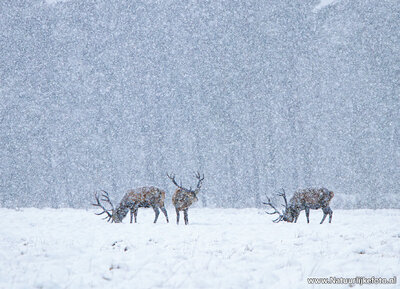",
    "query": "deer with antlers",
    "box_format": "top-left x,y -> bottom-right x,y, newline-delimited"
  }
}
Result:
167,172 -> 204,225
92,187 -> 169,223
264,188 -> 334,224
